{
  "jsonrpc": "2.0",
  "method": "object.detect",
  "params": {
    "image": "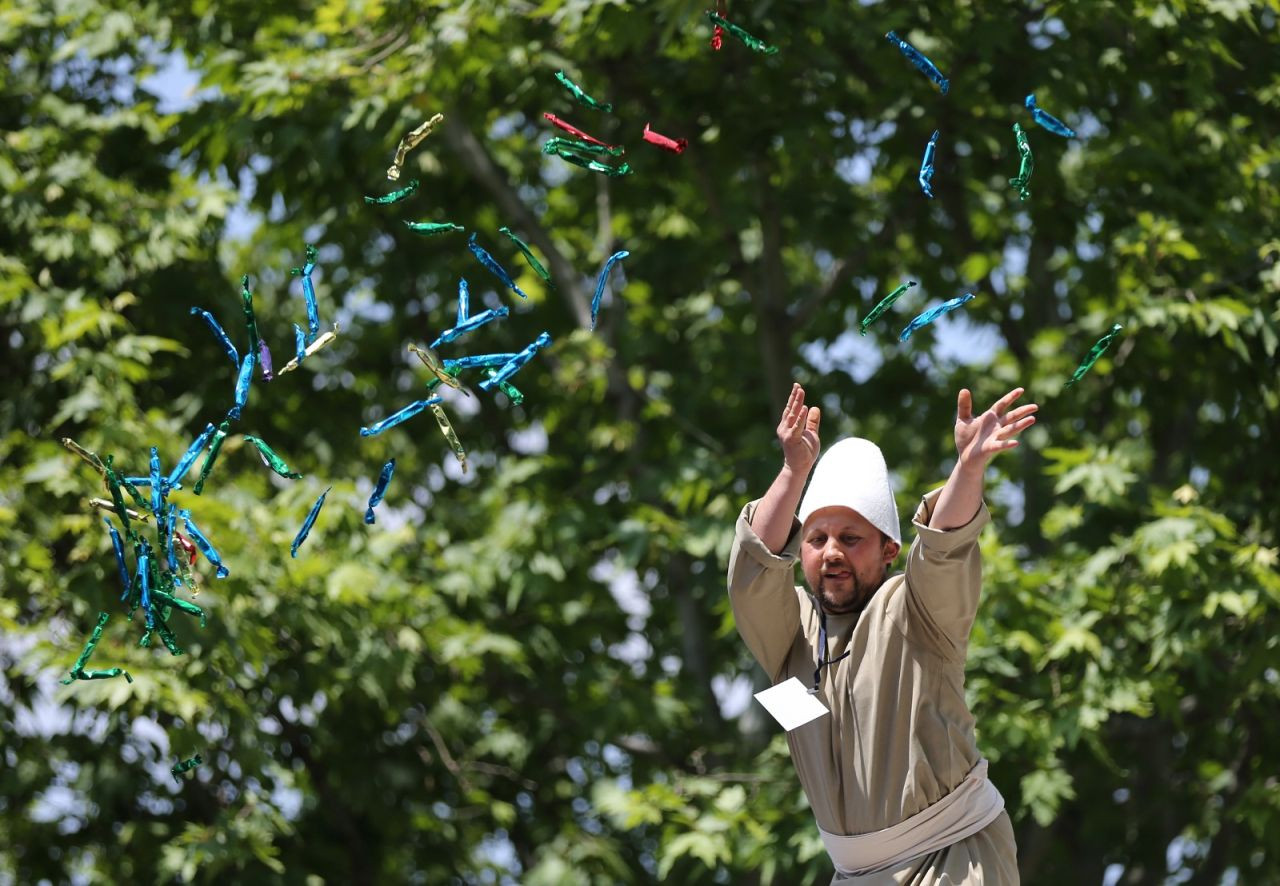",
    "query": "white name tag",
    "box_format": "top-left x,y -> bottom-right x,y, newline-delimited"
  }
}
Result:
754,677 -> 829,731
